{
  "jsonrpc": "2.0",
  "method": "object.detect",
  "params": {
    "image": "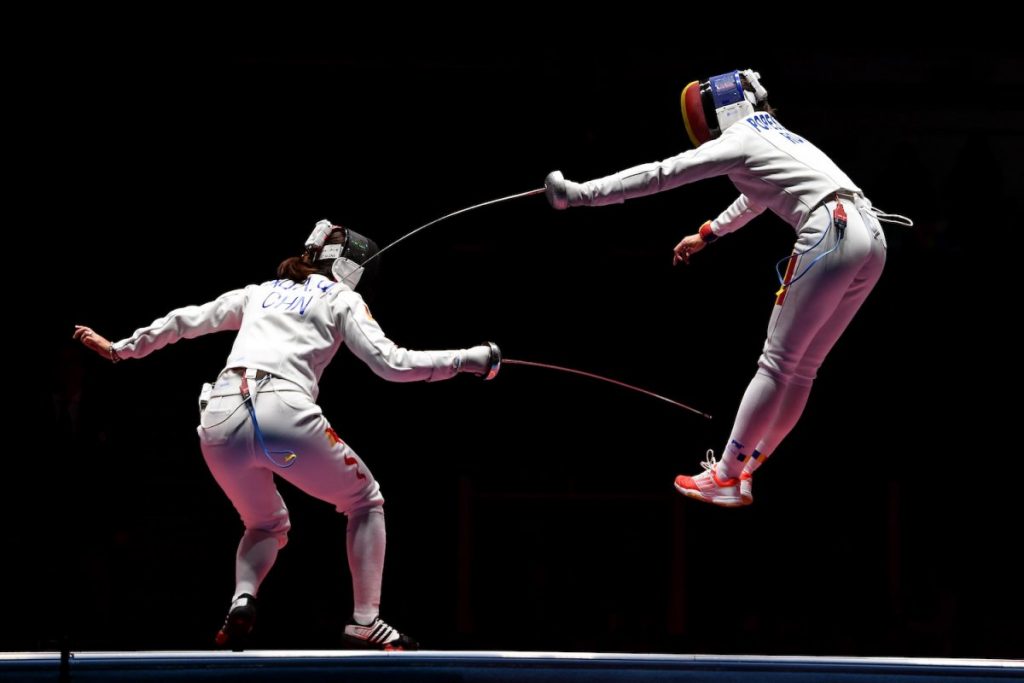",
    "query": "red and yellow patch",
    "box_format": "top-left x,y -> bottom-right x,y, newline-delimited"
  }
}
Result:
326,427 -> 365,478
775,254 -> 799,306
343,454 -> 367,480
325,426 -> 345,446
